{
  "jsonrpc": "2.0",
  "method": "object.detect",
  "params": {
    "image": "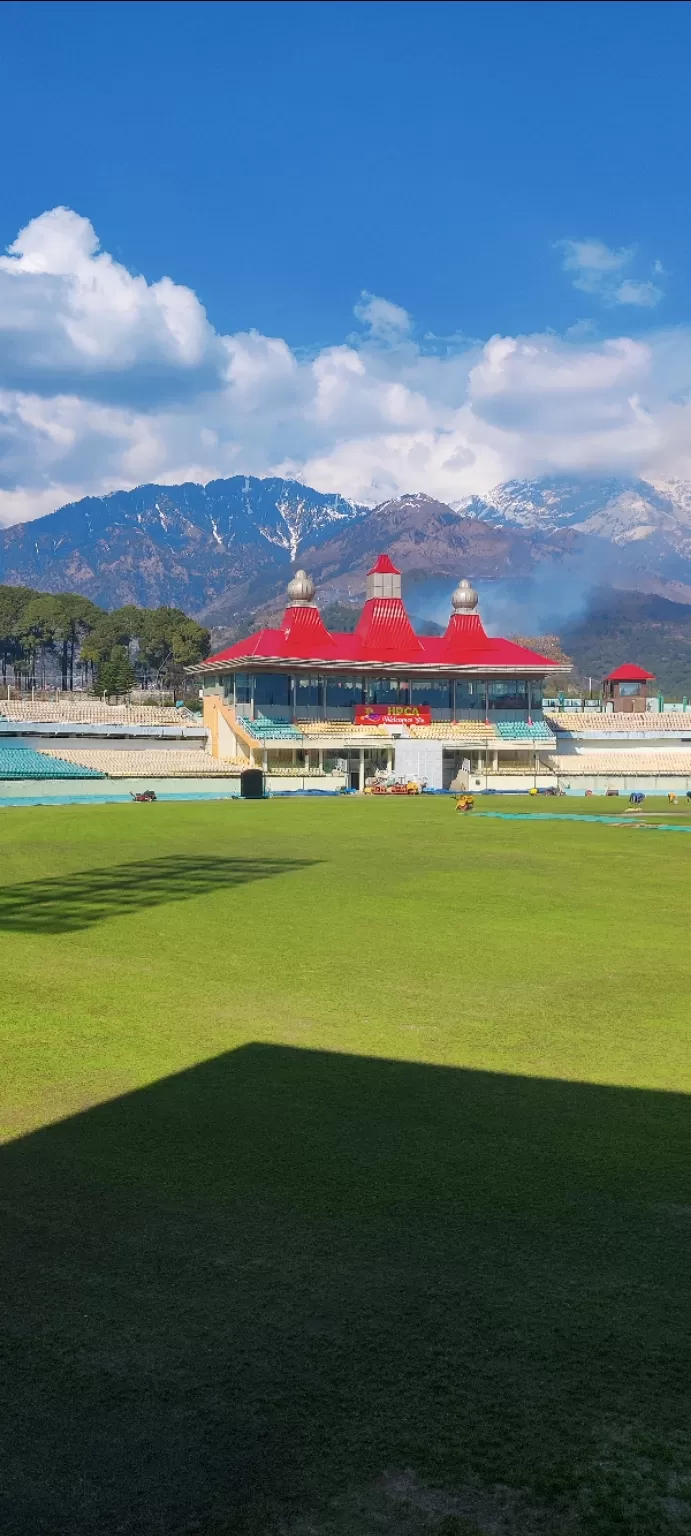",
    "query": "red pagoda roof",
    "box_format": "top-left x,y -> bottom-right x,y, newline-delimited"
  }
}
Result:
355,595 -> 423,659
280,602 -> 336,657
604,663 -> 656,682
200,626 -> 557,672
194,554 -> 564,673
